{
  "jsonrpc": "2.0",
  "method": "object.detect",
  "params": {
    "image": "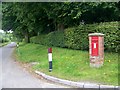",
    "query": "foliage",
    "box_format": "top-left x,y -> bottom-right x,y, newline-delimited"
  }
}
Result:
2,2 -> 119,43
0,38 -> 9,43
30,21 -> 119,52
47,31 -> 65,47
80,2 -> 119,23
0,32 -> 11,43
65,25 -> 89,50
2,2 -> 50,43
